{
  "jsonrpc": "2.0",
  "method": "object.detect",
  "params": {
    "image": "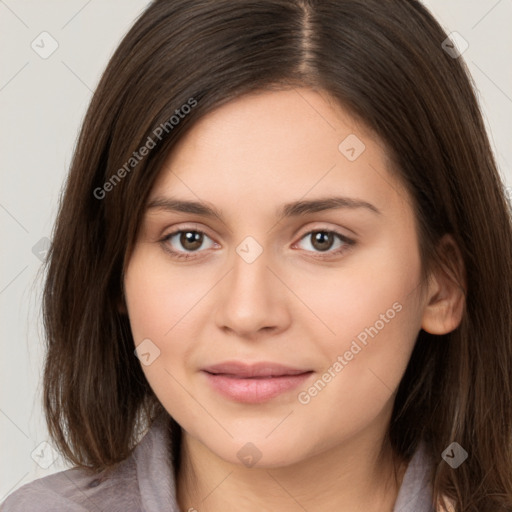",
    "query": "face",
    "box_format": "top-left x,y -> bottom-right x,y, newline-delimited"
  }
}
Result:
123,87 -> 427,468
